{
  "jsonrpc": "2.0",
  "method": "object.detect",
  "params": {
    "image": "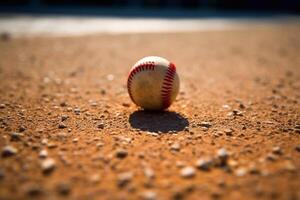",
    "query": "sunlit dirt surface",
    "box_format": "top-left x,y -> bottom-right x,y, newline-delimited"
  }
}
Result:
0,24 -> 299,200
